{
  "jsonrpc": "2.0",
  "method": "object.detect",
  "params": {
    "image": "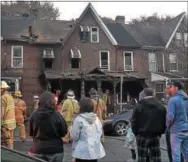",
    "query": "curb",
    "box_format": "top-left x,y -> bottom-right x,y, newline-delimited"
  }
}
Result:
105,136 -> 167,151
